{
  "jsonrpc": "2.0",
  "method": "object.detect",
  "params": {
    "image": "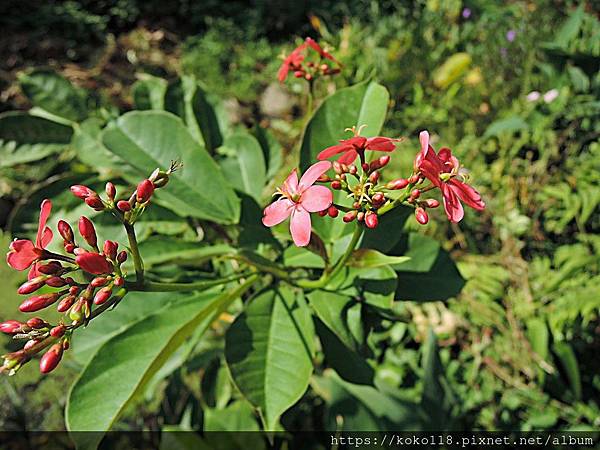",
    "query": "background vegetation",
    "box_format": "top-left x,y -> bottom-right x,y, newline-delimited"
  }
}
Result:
0,0 -> 598,441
